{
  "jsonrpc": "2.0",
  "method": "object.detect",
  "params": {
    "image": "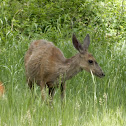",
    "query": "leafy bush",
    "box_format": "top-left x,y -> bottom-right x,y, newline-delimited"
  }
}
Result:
1,0 -> 125,44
